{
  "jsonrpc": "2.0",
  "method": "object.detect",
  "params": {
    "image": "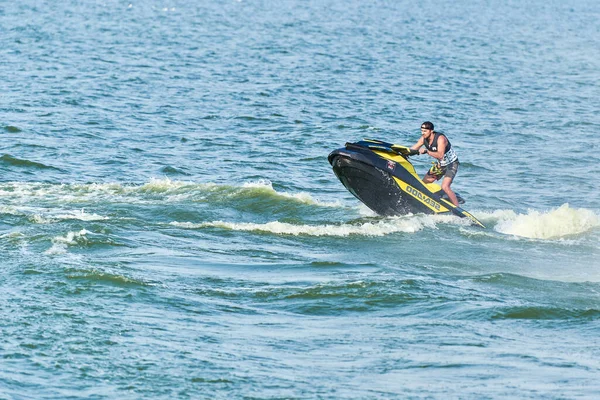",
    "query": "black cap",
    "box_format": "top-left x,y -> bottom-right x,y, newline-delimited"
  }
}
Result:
421,121 -> 434,130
